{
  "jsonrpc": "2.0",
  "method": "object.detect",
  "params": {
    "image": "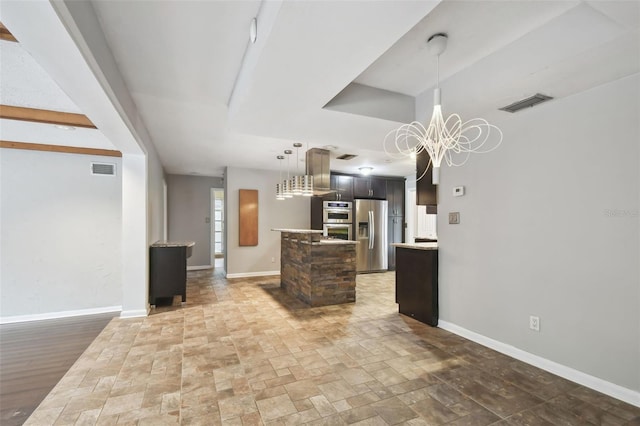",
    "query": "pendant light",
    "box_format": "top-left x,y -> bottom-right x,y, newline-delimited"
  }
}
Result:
282,150 -> 293,198
292,143 -> 304,195
384,33 -> 502,184
301,142 -> 314,196
275,155 -> 285,200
